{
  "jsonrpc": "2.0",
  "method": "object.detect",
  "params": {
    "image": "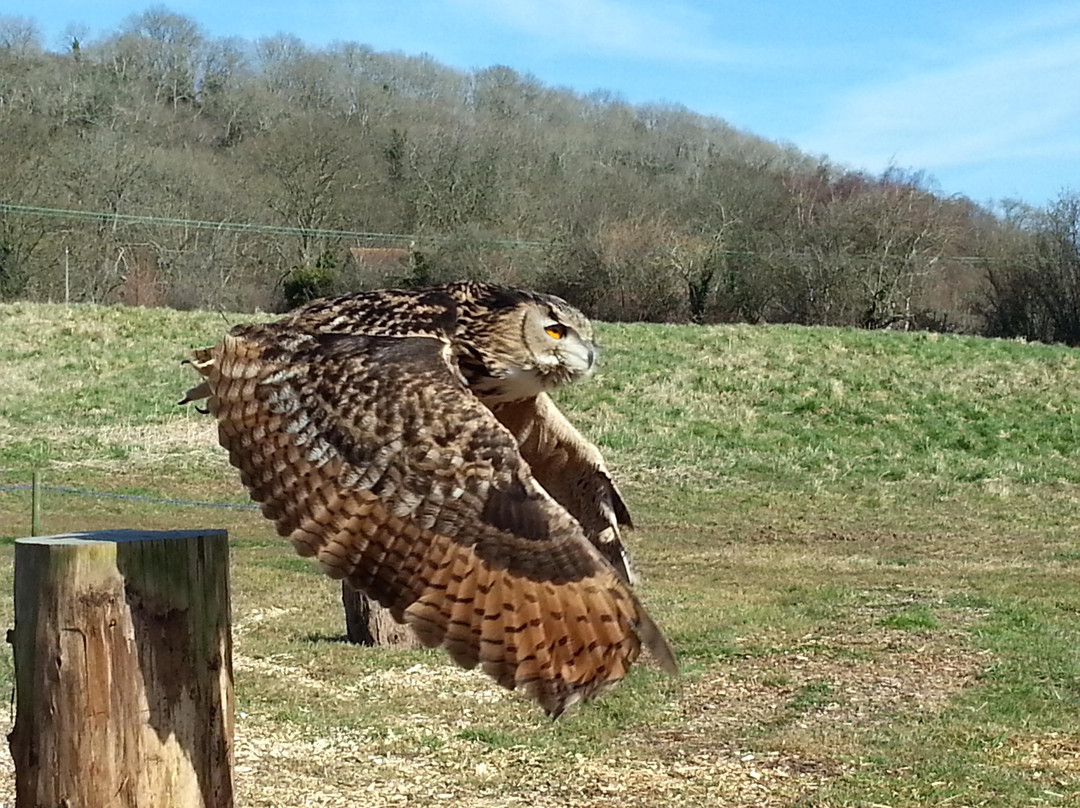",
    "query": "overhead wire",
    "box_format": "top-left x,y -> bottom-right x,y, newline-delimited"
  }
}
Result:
0,202 -> 1016,262
0,202 -> 553,249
